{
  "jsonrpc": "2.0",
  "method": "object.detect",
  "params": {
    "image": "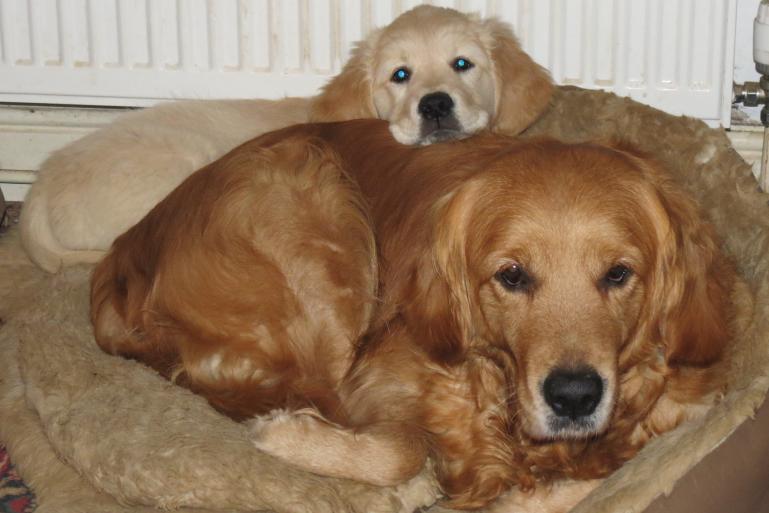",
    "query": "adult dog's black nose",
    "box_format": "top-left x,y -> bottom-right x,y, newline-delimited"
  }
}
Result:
418,92 -> 454,121
544,368 -> 603,420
